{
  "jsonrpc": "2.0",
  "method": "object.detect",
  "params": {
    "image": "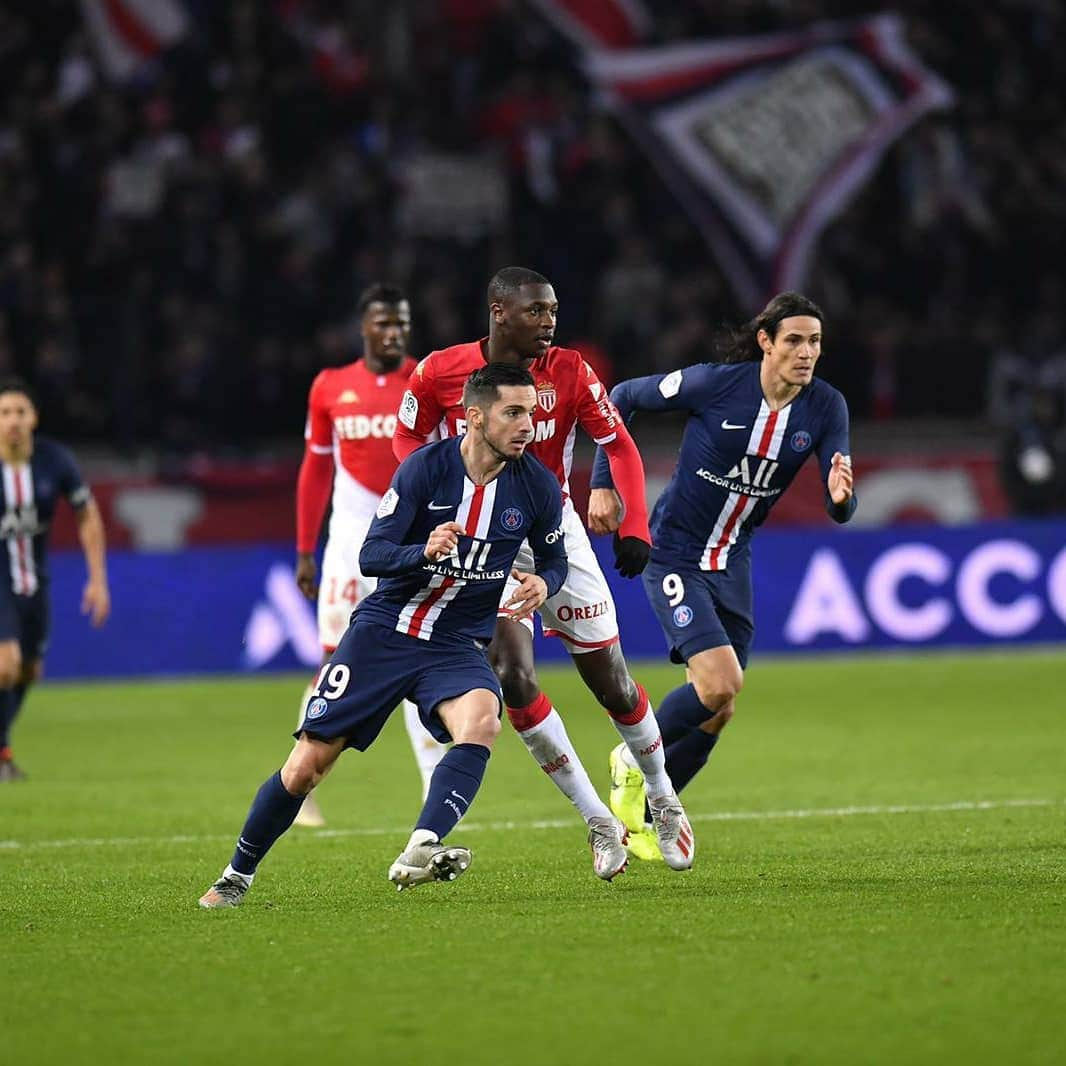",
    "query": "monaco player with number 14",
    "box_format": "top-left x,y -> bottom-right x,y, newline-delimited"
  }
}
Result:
589,293 -> 856,856
293,284 -> 446,826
